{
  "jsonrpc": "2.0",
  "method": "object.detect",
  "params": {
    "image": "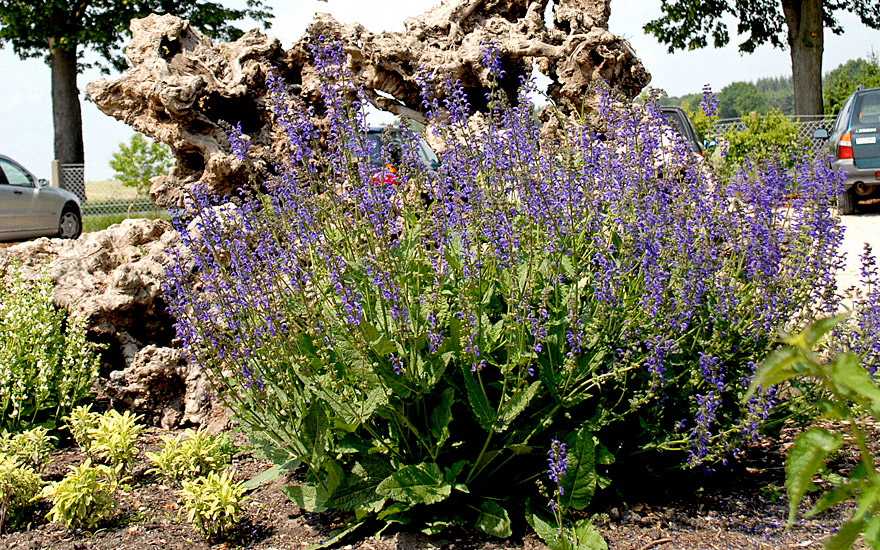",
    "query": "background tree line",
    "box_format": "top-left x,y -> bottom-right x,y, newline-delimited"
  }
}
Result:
659,52 -> 880,119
